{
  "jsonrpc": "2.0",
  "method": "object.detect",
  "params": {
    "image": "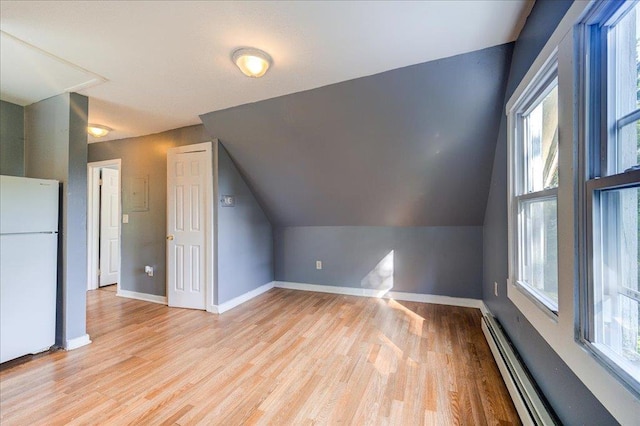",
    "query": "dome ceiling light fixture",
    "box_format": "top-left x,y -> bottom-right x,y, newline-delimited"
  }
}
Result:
232,47 -> 272,78
87,123 -> 112,138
